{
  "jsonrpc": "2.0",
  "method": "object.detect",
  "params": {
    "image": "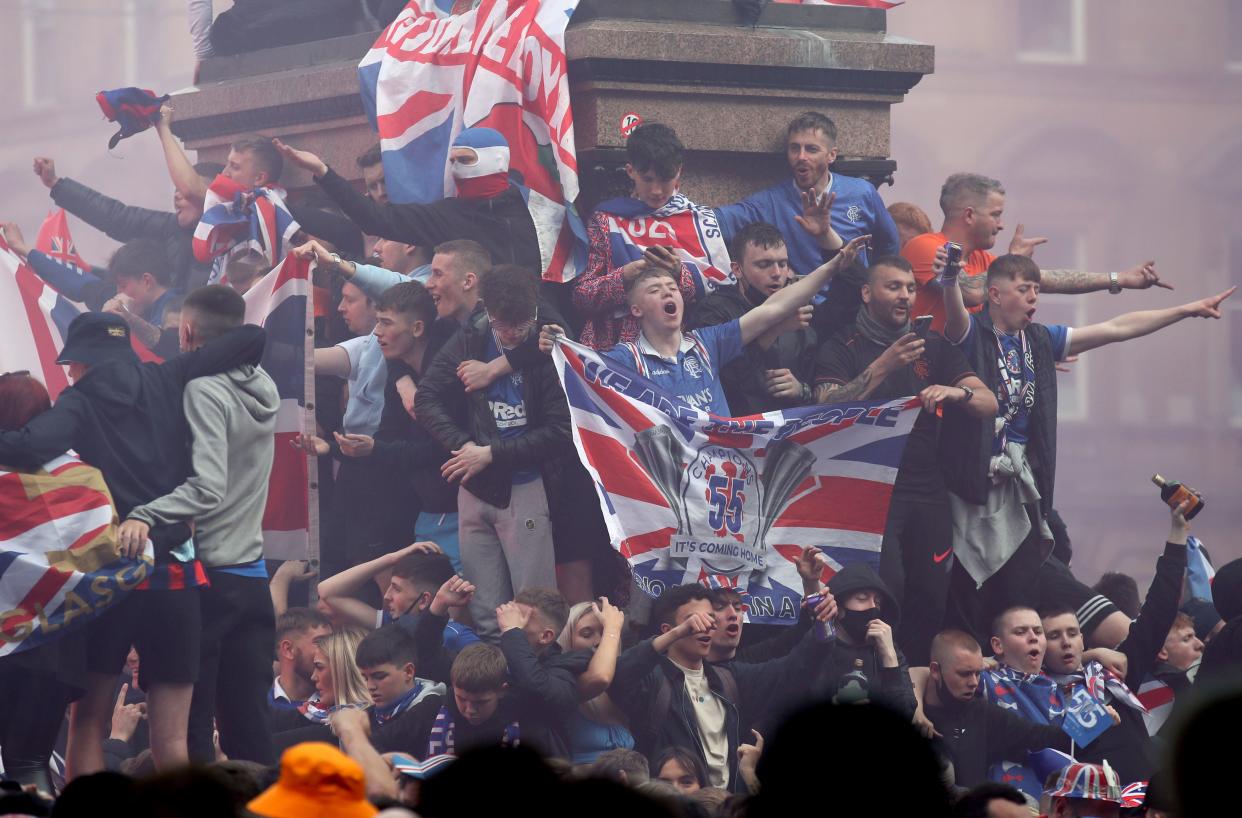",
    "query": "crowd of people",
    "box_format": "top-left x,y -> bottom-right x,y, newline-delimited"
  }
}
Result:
0,9 -> 1239,817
